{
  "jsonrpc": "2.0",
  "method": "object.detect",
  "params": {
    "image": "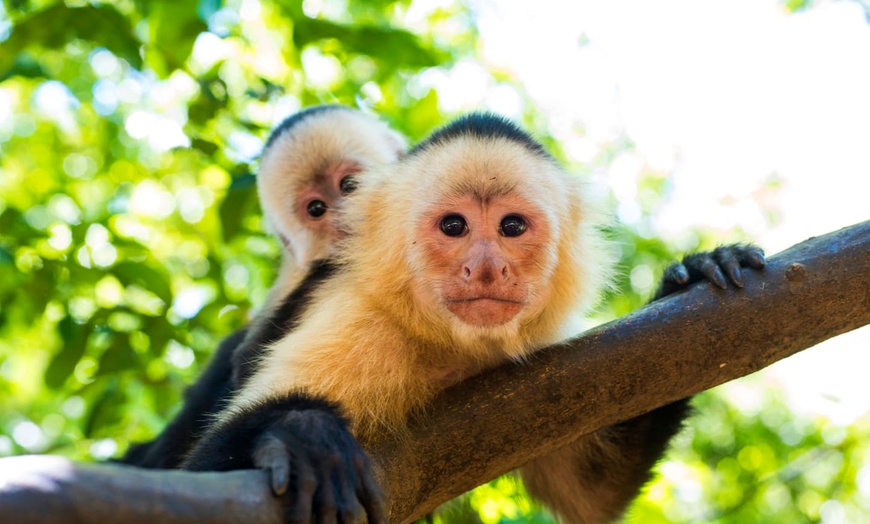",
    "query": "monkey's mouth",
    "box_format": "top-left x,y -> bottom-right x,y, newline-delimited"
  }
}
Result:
444,296 -> 525,326
446,296 -> 524,304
